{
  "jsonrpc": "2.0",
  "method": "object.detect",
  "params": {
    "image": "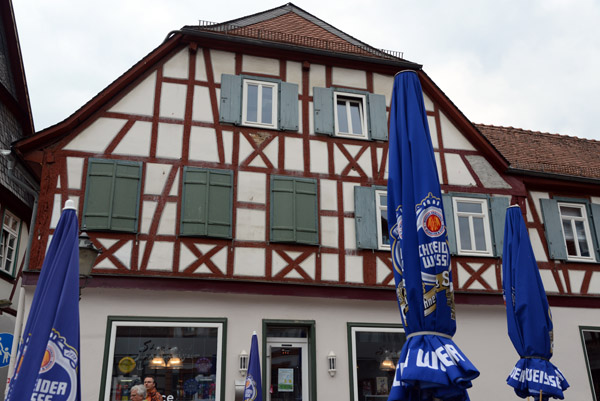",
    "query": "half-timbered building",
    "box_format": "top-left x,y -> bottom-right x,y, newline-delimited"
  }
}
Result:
12,4 -> 600,401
